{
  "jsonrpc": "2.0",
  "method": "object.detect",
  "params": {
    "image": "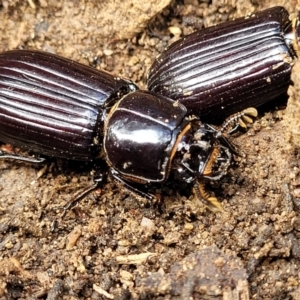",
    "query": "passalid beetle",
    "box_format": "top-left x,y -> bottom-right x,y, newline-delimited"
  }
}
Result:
4,6 -> 296,213
0,50 -> 256,213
